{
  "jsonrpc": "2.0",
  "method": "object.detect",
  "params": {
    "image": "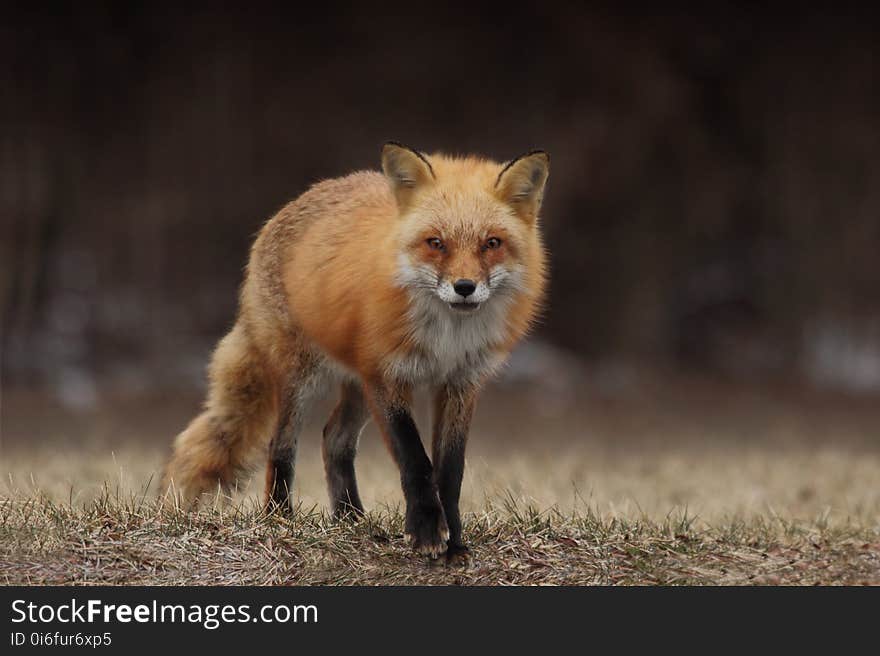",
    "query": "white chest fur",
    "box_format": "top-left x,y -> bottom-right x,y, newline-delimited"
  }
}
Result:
384,294 -> 510,386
